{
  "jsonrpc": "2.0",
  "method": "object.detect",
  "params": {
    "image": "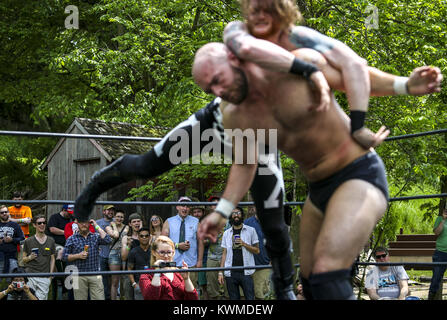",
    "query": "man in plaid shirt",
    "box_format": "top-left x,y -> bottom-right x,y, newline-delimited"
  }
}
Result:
63,219 -> 111,300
